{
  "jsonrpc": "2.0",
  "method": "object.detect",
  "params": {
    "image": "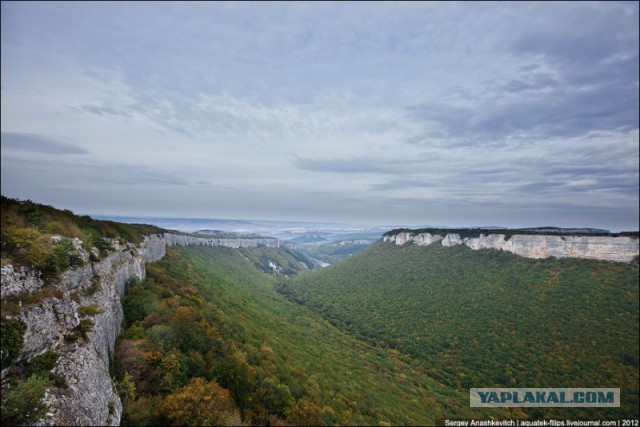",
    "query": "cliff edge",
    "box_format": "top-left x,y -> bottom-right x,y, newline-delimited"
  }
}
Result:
0,232 -> 292,426
383,230 -> 639,262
